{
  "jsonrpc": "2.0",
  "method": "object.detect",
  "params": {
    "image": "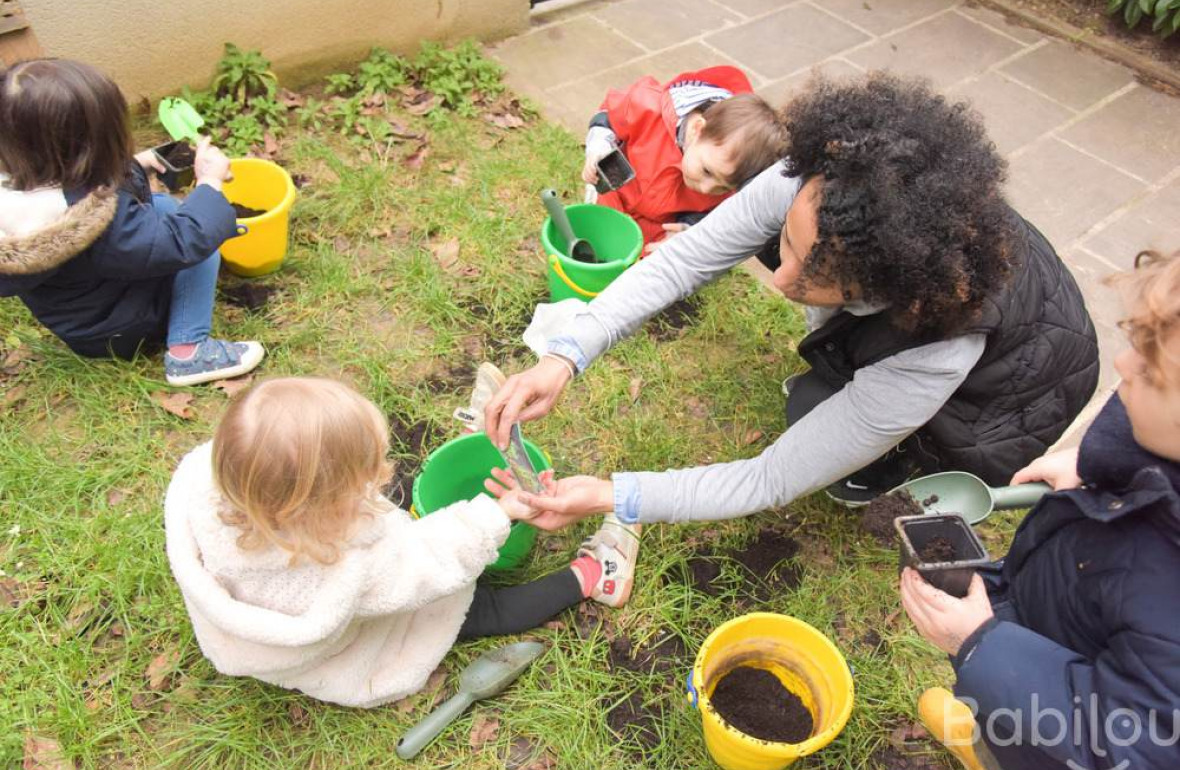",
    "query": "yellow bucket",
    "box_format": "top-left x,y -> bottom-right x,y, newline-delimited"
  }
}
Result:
688,613 -> 854,770
219,158 -> 296,277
